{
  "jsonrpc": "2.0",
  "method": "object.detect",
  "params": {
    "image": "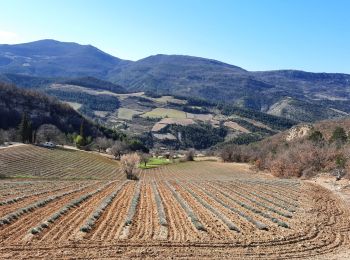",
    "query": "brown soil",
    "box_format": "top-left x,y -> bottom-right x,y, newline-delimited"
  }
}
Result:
0,161 -> 349,259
